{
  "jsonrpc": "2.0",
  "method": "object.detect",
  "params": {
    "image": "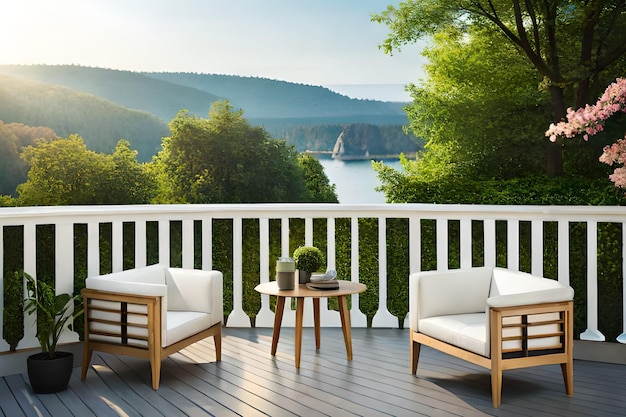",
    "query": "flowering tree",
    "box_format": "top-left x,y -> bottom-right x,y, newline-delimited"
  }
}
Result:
546,78 -> 626,188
